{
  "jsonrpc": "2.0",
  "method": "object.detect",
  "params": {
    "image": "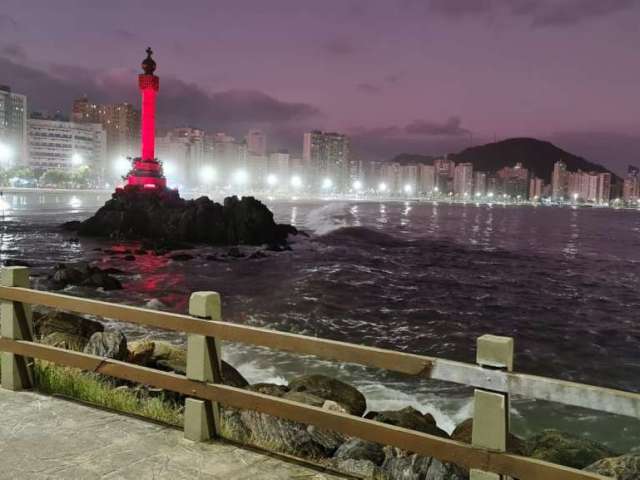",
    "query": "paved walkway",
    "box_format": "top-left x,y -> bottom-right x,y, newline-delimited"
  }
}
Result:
0,390 -> 346,480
